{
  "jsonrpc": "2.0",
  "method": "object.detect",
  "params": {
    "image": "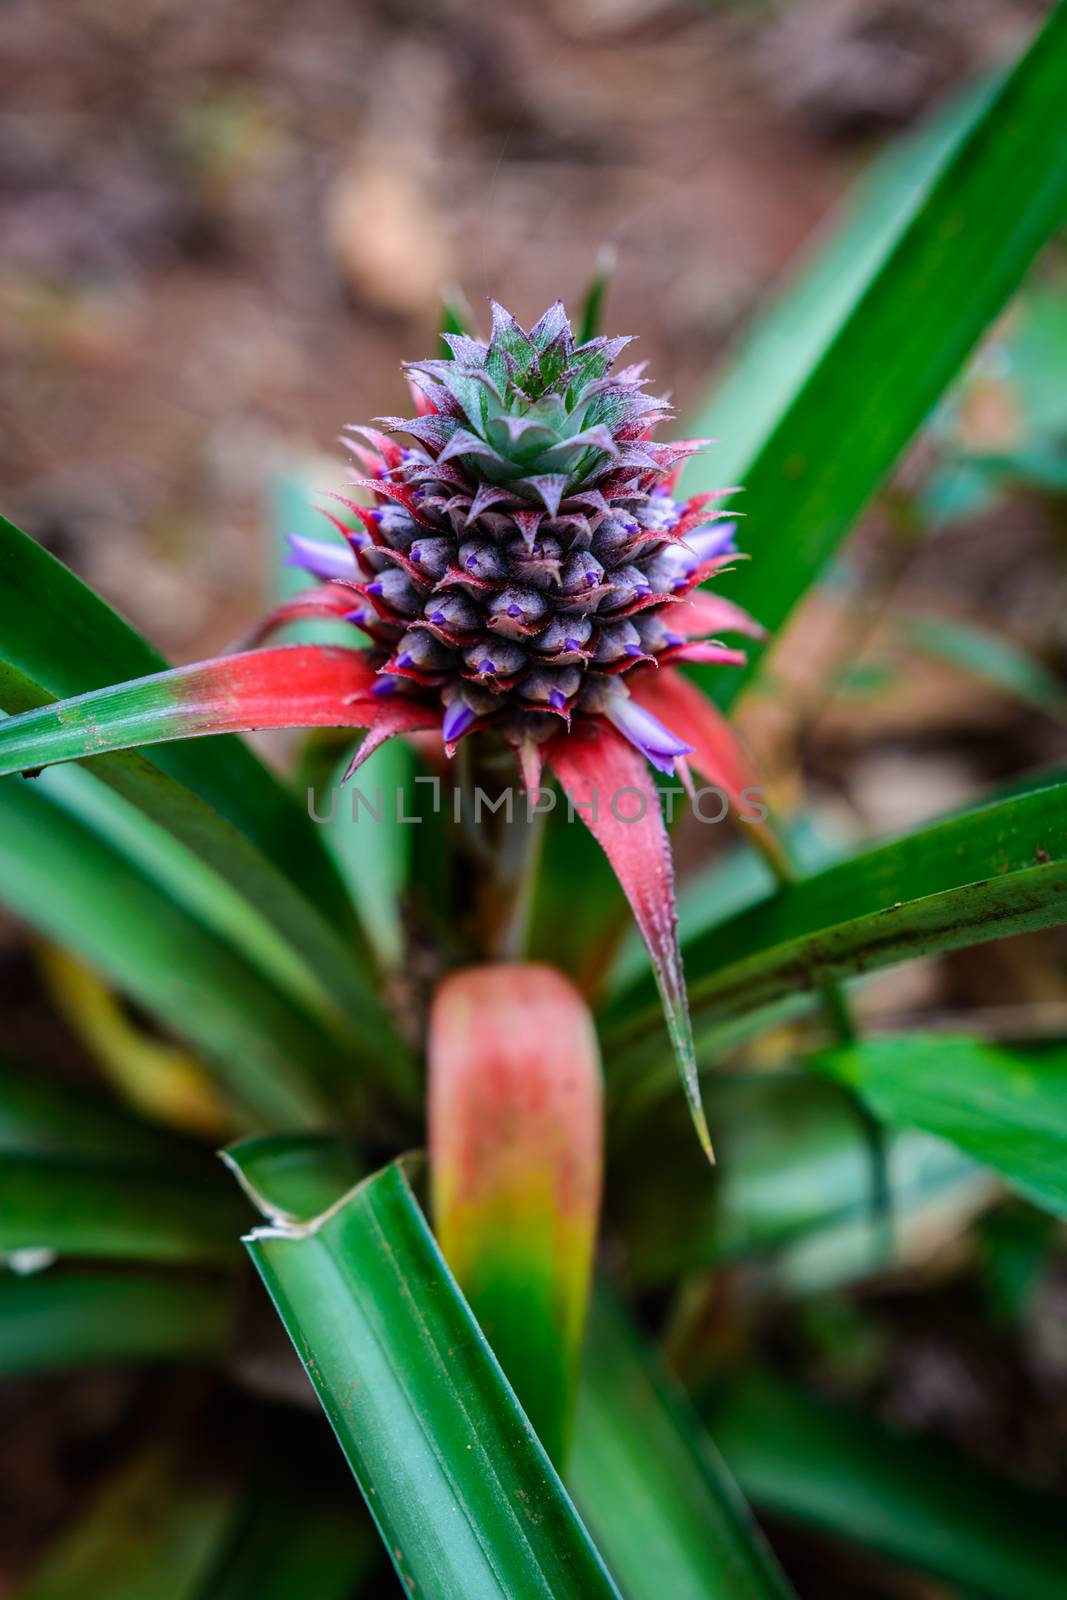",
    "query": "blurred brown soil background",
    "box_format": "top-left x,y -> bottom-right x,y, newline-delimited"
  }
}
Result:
0,0 -> 1043,658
